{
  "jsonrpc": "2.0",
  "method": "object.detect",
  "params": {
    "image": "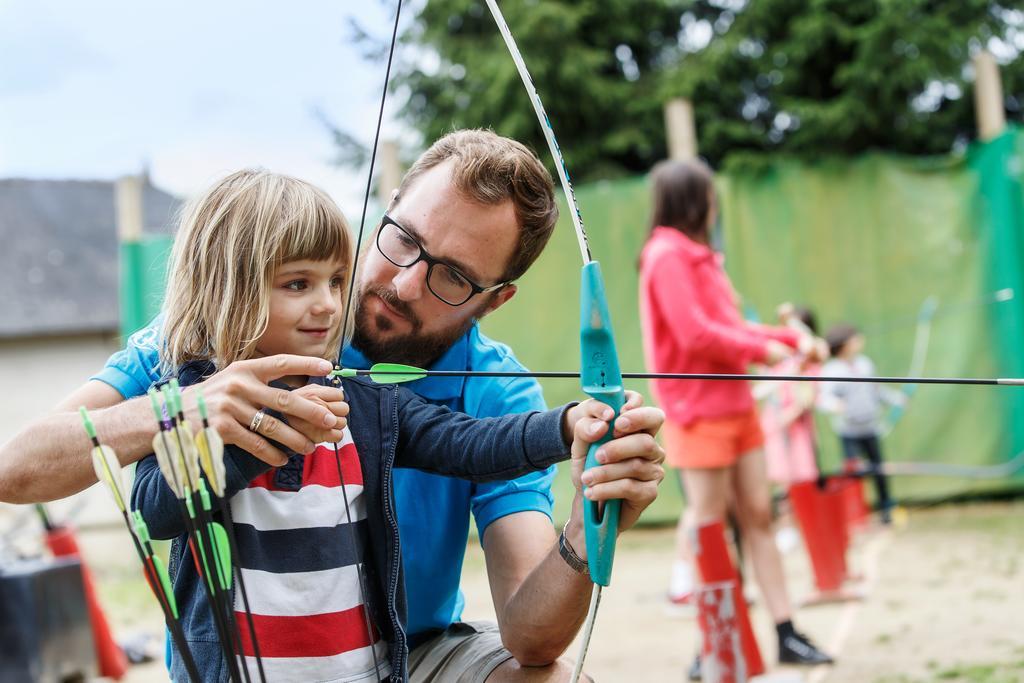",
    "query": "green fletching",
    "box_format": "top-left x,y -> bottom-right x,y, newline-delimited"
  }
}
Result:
91,445 -> 127,513
148,388 -> 163,422
211,522 -> 232,590
185,494 -> 195,518
160,384 -> 174,418
368,362 -> 427,383
152,555 -> 178,619
199,479 -> 212,513
79,407 -> 97,440
196,427 -> 226,497
170,379 -> 184,416
132,511 -> 151,545
197,392 -> 209,421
